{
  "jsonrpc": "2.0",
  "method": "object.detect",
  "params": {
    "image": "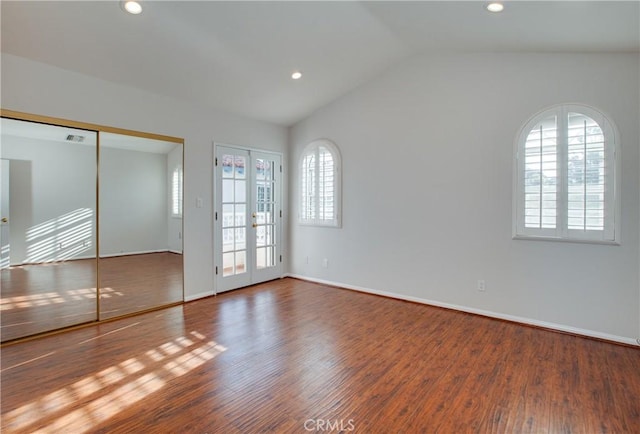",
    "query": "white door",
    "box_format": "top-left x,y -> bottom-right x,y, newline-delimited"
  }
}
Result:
0,159 -> 10,269
214,145 -> 282,292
